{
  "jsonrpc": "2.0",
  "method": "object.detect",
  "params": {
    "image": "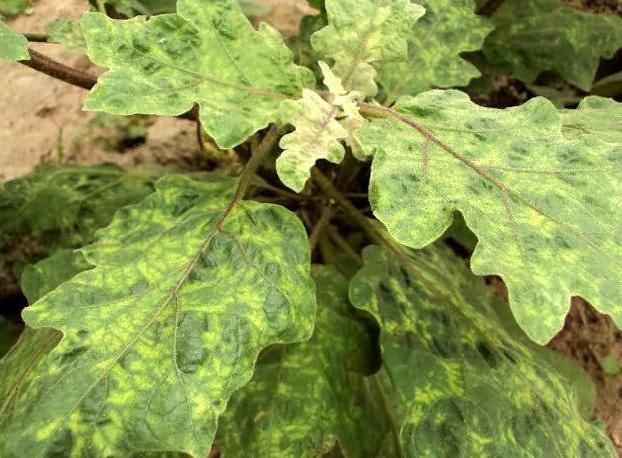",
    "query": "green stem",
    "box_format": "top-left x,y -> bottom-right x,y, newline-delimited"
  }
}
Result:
218,125 -> 281,229
308,203 -> 334,253
371,374 -> 404,458
312,168 -> 391,248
